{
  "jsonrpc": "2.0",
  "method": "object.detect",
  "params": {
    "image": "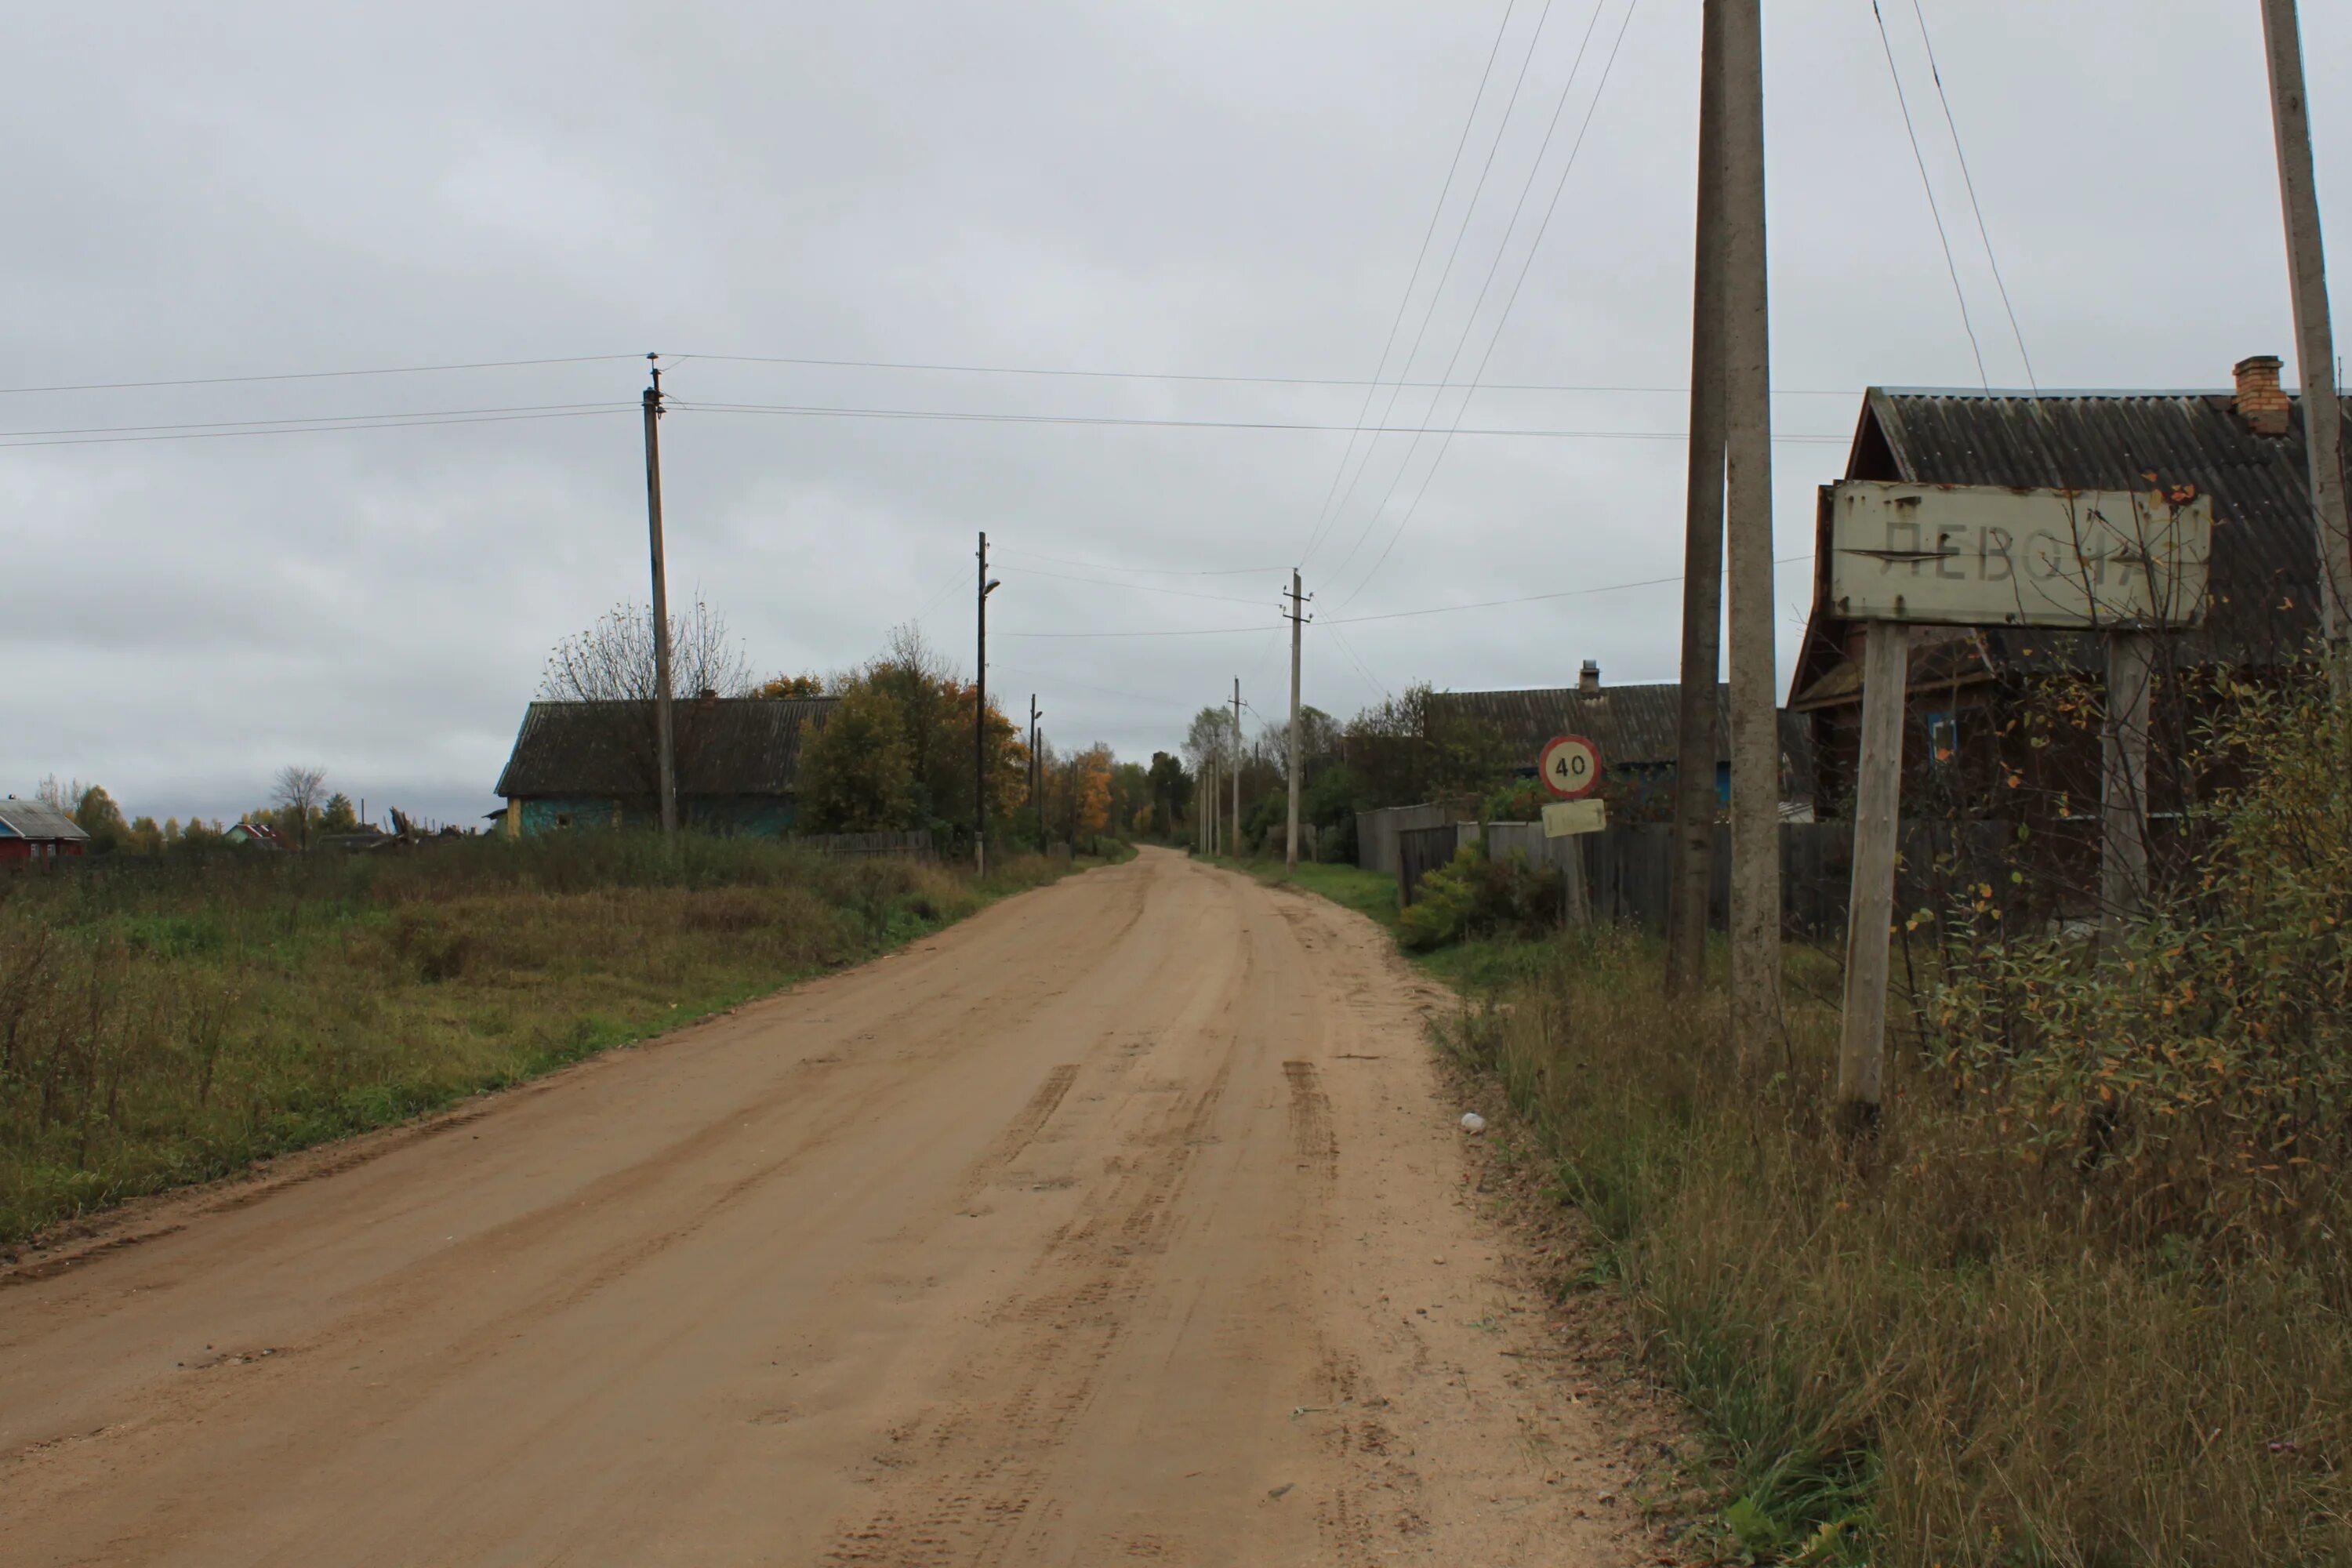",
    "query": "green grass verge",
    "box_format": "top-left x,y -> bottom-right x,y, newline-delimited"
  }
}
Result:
1,836 -> 1113,1247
